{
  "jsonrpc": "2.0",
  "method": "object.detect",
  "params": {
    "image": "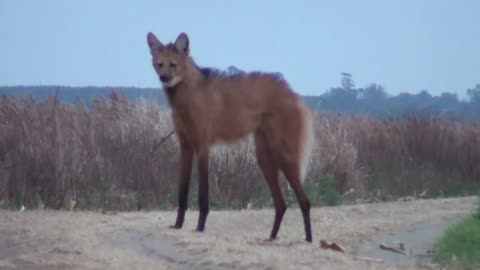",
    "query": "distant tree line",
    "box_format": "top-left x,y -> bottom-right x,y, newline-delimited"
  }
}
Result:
0,86 -> 164,106
1,74 -> 480,120
303,73 -> 480,121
